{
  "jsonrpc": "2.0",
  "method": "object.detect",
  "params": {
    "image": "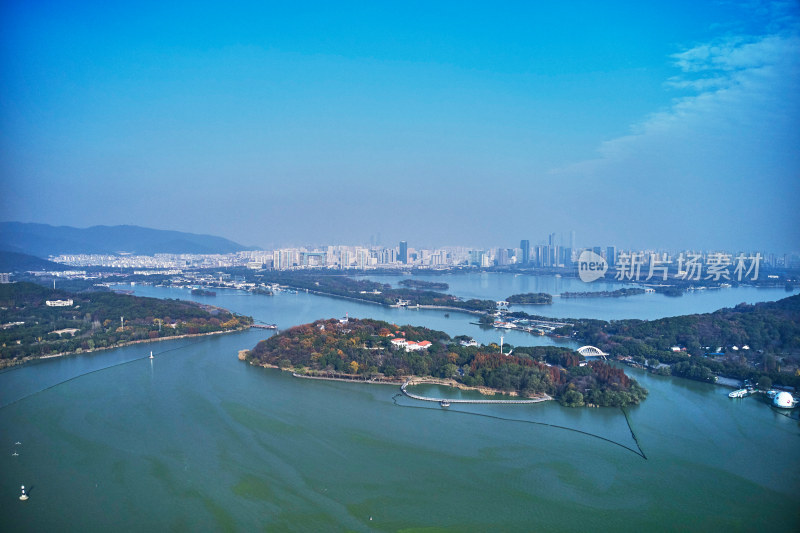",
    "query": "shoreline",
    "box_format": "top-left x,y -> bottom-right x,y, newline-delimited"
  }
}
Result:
401,378 -> 552,404
291,372 -> 401,385
245,360 -> 550,400
2,327 -> 249,370
404,376 -> 552,400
